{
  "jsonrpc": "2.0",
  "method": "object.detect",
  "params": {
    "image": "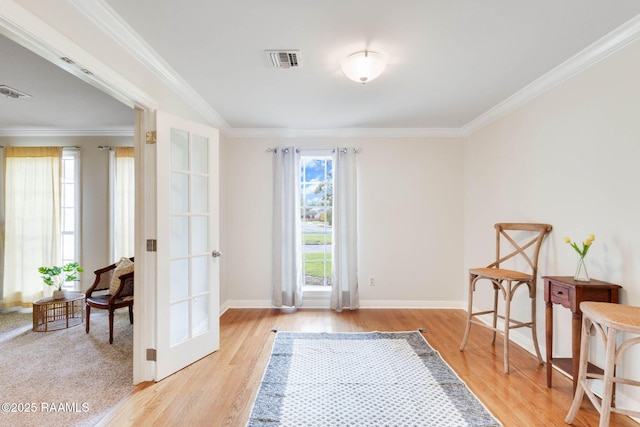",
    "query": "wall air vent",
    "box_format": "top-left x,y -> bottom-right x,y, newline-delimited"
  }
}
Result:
0,85 -> 31,99
265,50 -> 301,68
